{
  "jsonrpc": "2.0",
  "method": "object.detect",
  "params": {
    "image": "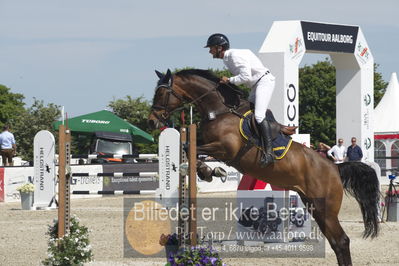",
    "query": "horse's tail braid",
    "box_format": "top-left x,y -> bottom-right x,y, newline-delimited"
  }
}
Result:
338,162 -> 380,238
